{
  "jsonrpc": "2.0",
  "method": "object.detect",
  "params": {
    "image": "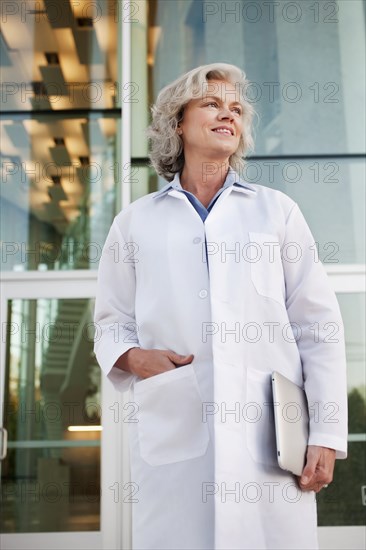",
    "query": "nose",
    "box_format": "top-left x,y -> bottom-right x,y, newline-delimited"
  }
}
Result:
218,106 -> 234,120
